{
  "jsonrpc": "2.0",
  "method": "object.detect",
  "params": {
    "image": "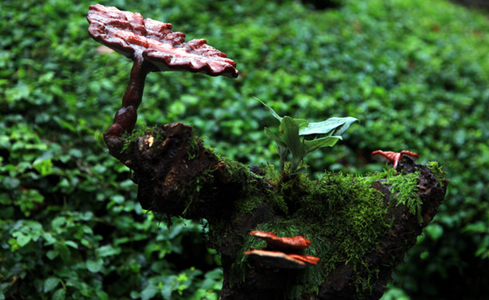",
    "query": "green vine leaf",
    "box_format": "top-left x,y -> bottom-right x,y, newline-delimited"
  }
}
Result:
303,135 -> 342,154
257,98 -> 358,174
254,97 -> 282,122
299,117 -> 358,136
